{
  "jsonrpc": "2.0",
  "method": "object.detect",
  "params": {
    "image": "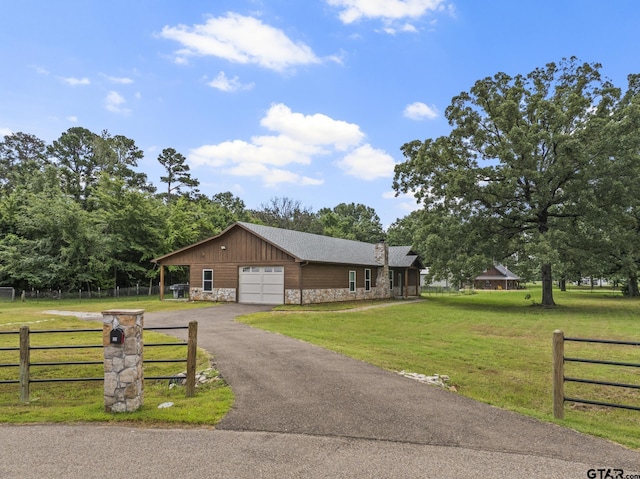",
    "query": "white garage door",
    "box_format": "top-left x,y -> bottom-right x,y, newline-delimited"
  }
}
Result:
238,266 -> 285,304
